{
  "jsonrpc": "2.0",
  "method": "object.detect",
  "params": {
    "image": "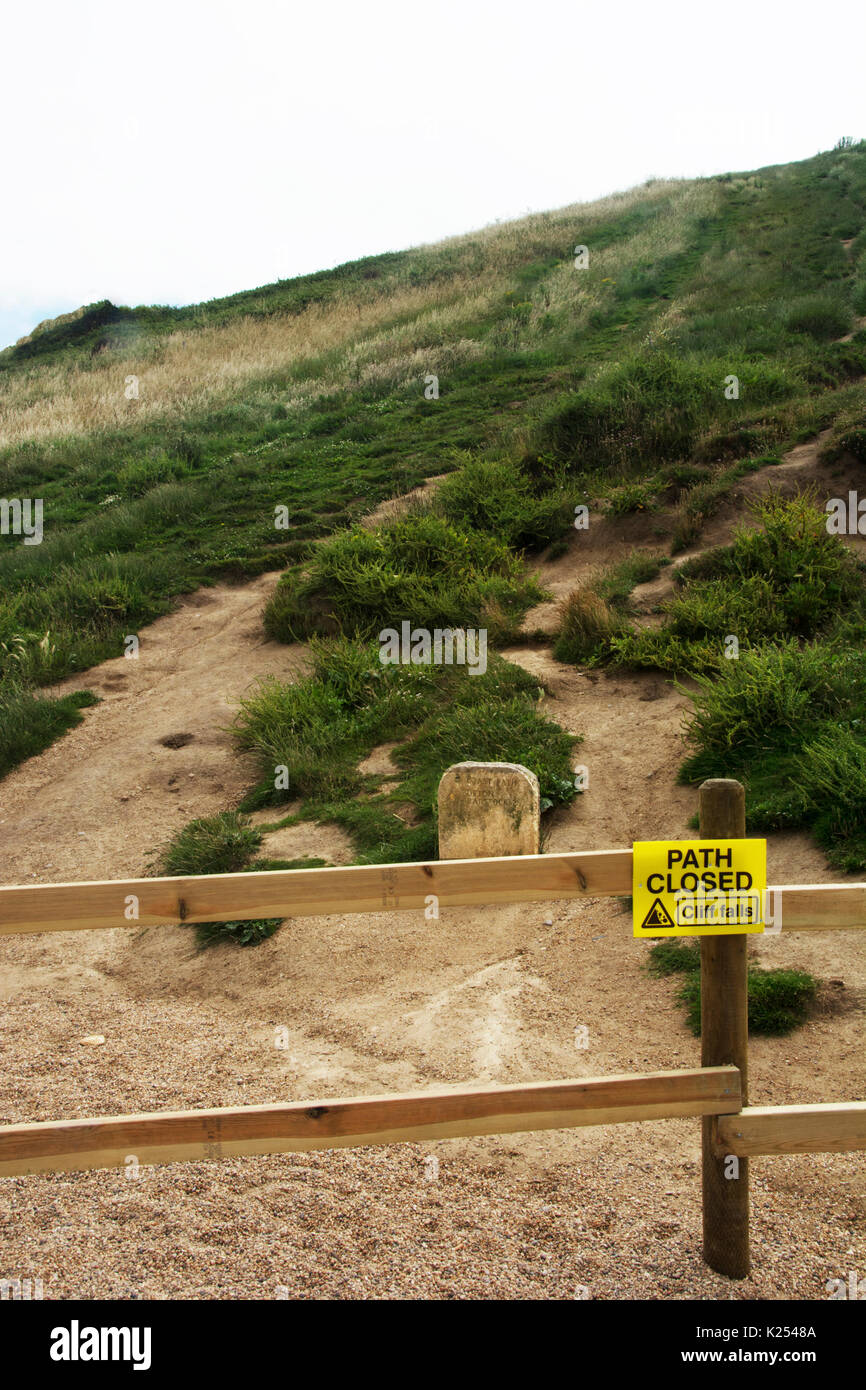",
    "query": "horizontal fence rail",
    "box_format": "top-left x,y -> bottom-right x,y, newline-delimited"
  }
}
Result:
0,851 -> 632,934
0,853 -> 864,935
717,1102 -> 866,1157
0,1067 -> 741,1179
768,882 -> 866,932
